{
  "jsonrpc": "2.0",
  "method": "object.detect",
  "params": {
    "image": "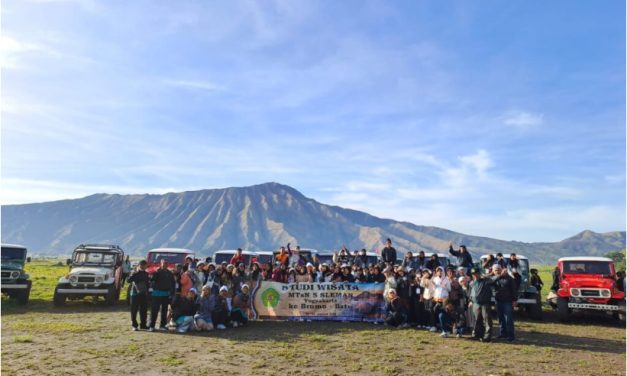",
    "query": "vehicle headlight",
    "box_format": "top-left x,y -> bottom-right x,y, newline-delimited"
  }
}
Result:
571,288 -> 580,297
601,289 -> 611,297
69,275 -> 78,283
11,272 -> 20,278
95,276 -> 103,283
